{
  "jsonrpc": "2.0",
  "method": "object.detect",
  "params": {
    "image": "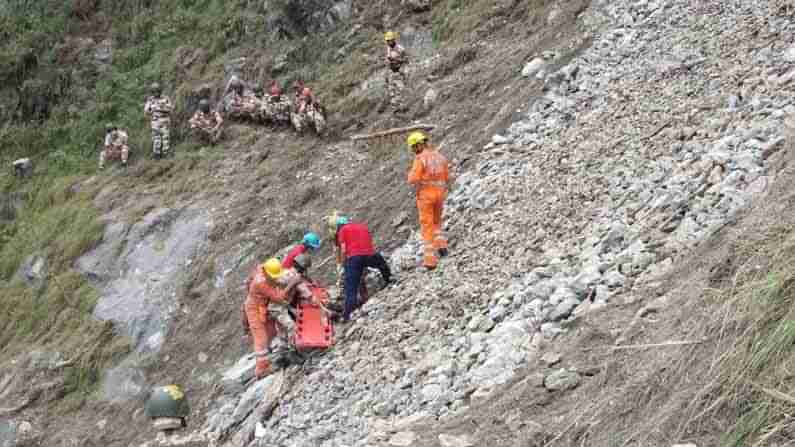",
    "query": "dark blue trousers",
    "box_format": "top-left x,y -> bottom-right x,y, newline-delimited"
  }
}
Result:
343,253 -> 391,320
